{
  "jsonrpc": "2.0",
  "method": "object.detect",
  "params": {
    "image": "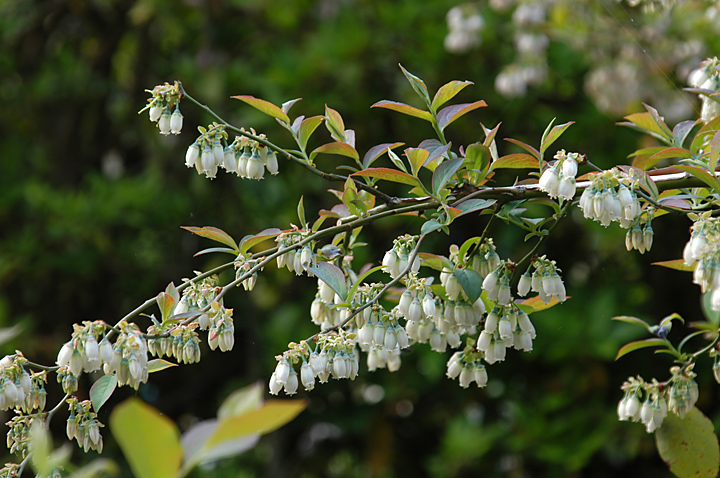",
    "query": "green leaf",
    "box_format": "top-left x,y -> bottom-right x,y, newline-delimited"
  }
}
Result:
311,142 -> 359,161
436,100 -> 487,131
454,269 -> 483,304
458,237 -> 480,262
347,265 -> 384,302
387,149 -> 408,173
649,147 -> 692,162
352,168 -> 423,188
673,120 -> 699,147
516,295 -> 563,314
239,228 -> 283,254
0,325 -> 22,347
90,374 -> 117,413
652,259 -> 695,272
503,138 -> 542,160
297,116 -> 324,151
612,315 -> 652,330
490,154 -> 539,171
148,359 -> 178,373
362,142 -> 405,169
630,146 -> 672,170
618,109 -> 673,144
615,338 -> 666,360
308,262 -> 348,301
232,95 -> 290,124
110,398 -> 182,478
398,64 -> 431,103
181,226 -> 238,251
432,157 -> 464,196
418,252 -> 454,272
656,407 -> 719,478
710,130 -> 720,174
431,80 -> 473,111
691,117 -> 720,154
297,196 -> 306,227
371,100 -> 432,122
406,148 -> 429,176
324,105 -> 346,142
217,383 -> 263,420
421,220 -> 444,235
540,120 -> 574,155
156,292 -> 176,322
453,199 -> 496,217
194,247 -> 238,257
181,420 -> 259,472
465,143 -> 491,177
68,459 -> 118,478
675,165 -> 720,194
